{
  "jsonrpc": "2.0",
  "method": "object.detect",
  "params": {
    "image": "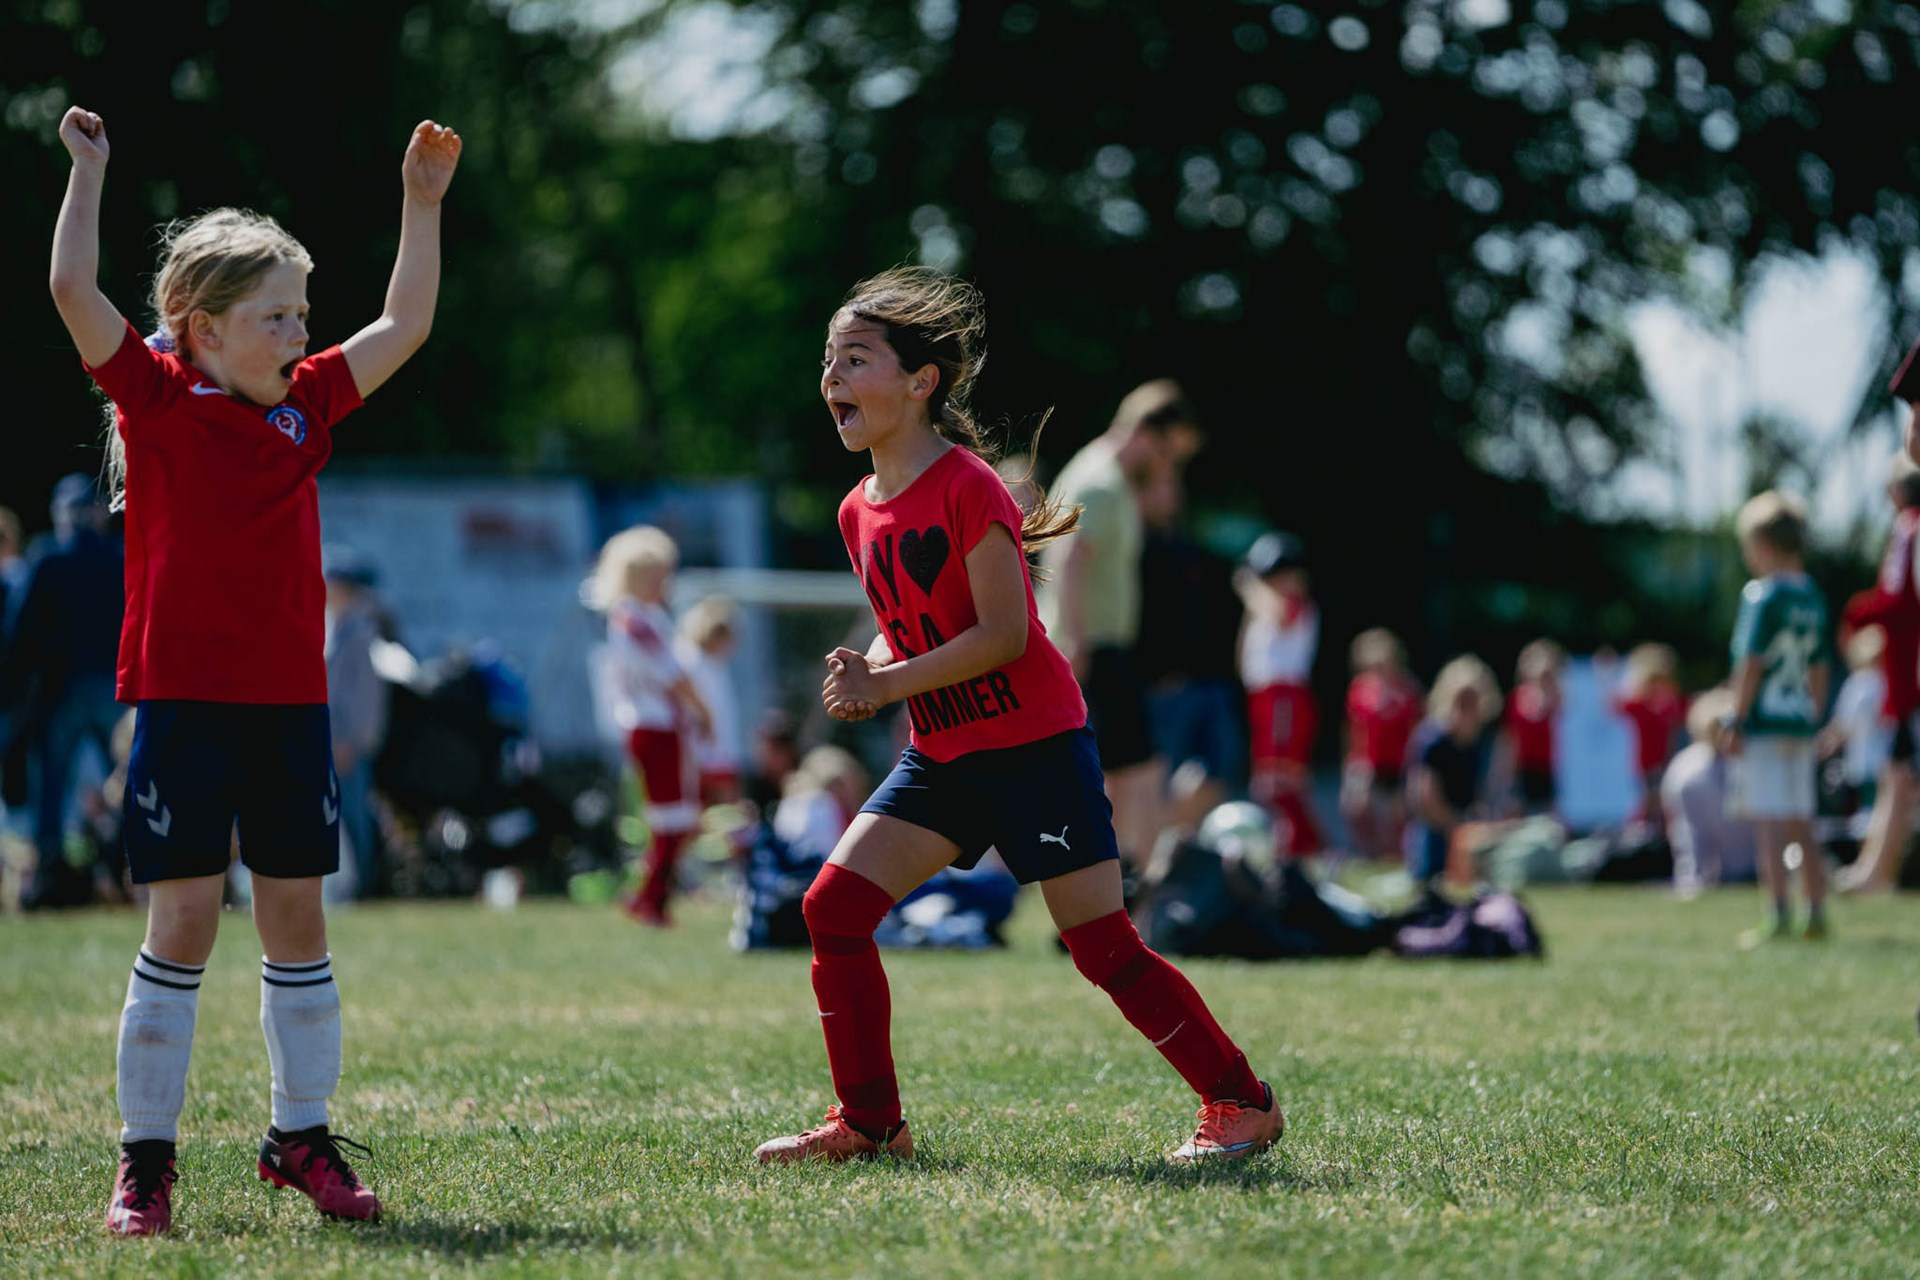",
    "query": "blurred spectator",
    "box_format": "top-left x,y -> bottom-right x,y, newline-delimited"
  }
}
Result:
743,707 -> 800,825
323,545 -> 390,898
772,744 -> 868,862
1501,639 -> 1565,817
1135,460 -> 1246,833
676,595 -> 745,807
7,474 -> 124,909
1037,379 -> 1202,872
1836,451 -> 1920,895
1662,689 -> 1757,891
1819,625 -> 1891,821
0,505 -> 29,846
1408,656 -> 1502,890
589,525 -> 711,927
1615,642 -> 1685,827
1235,531 -> 1324,857
1725,490 -> 1831,945
1340,628 -> 1421,861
